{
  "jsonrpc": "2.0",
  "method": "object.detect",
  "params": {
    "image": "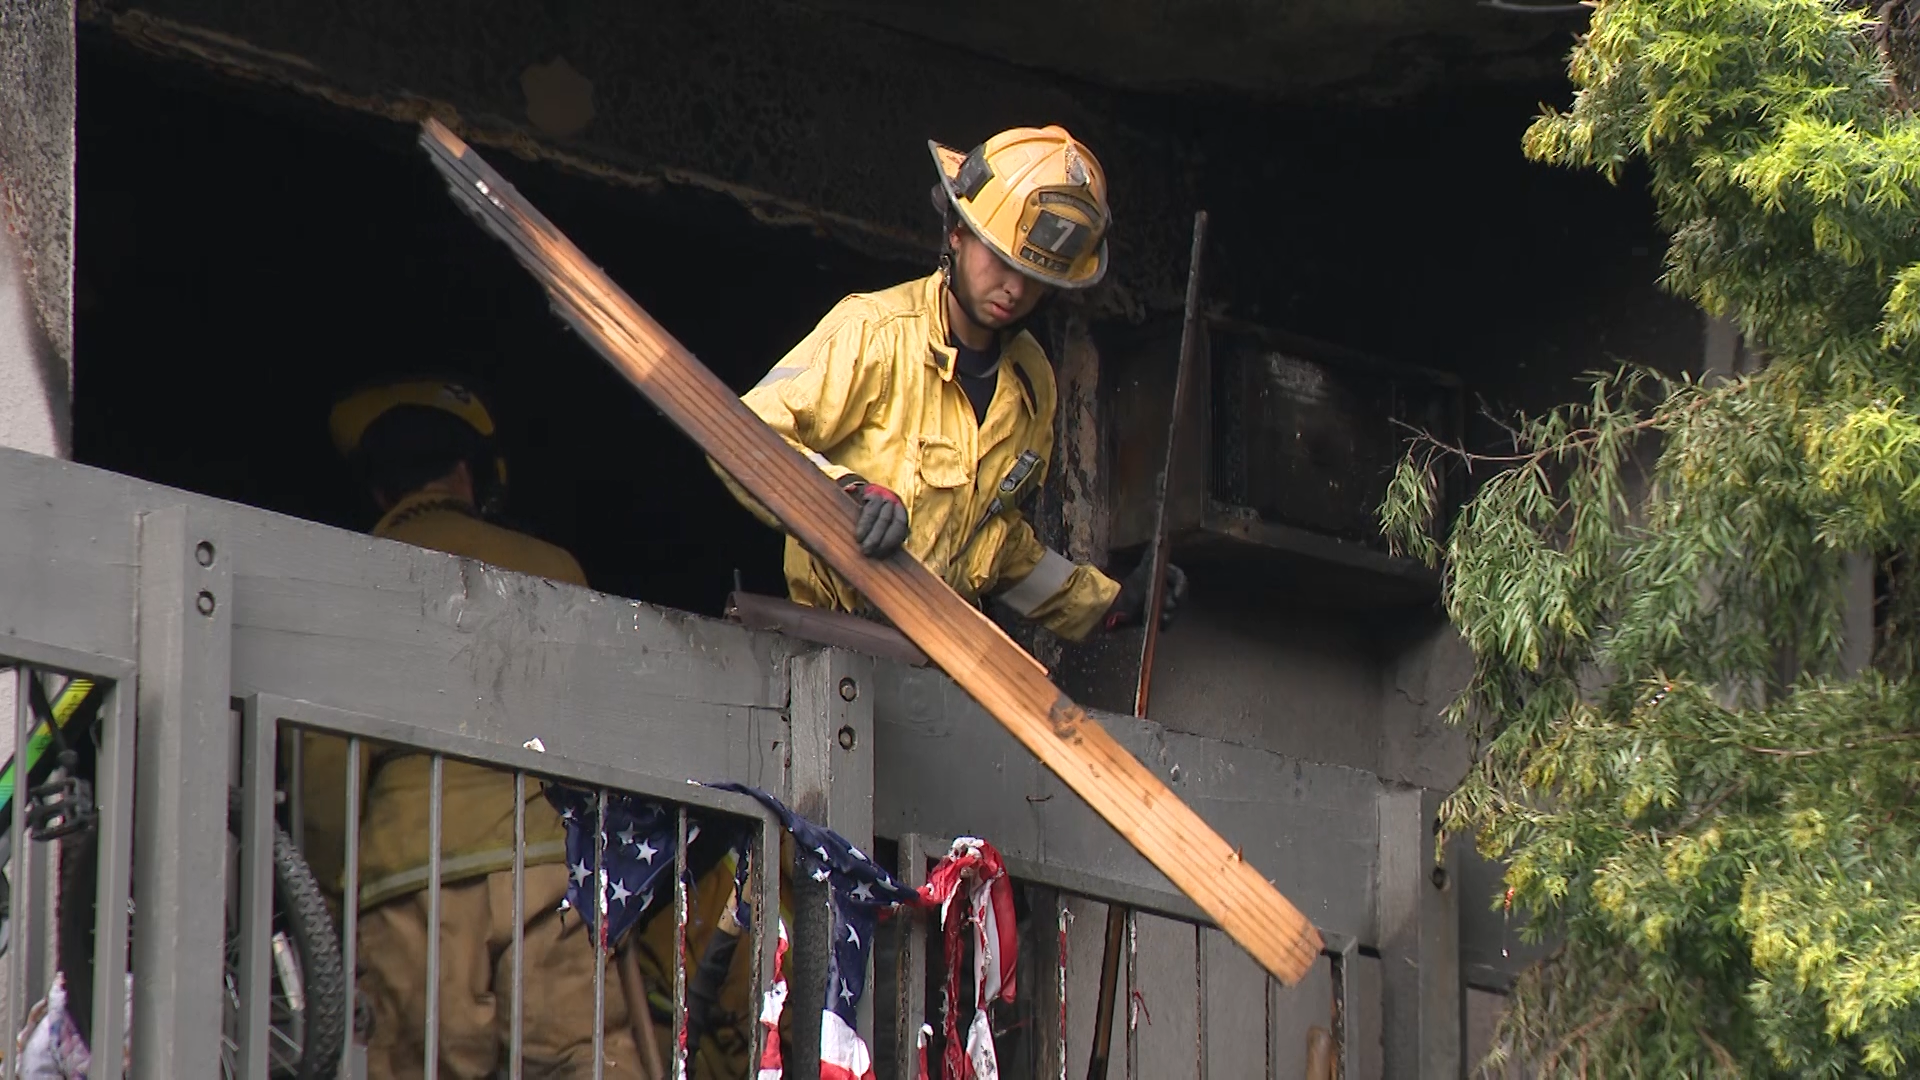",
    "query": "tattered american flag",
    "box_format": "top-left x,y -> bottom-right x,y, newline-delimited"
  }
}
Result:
703,783 -> 1018,1080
